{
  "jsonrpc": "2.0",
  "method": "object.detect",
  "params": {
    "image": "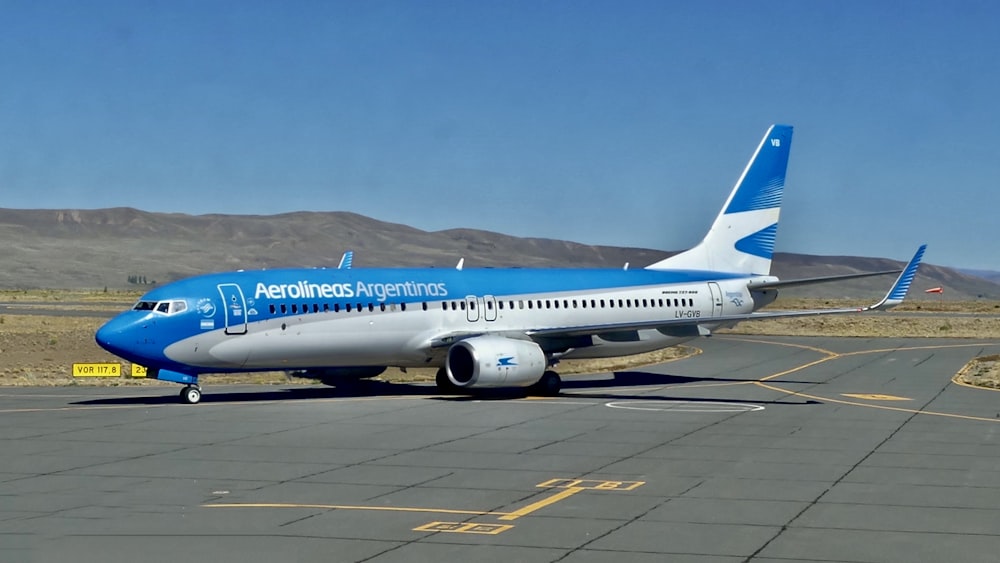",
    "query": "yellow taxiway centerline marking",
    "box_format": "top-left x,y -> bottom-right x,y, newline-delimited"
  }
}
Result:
755,381 -> 1000,423
729,338 -> 1000,423
203,503 -> 508,517
498,486 -> 585,521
